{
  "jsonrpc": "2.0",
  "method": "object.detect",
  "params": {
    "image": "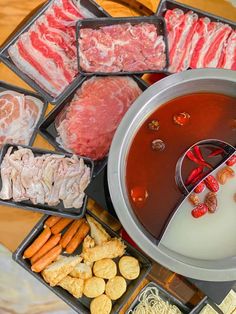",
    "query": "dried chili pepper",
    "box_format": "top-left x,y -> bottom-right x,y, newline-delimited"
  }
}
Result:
186,151 -> 212,169
185,167 -> 203,186
191,204 -> 208,218
207,148 -> 224,158
226,154 -> 236,167
191,172 -> 207,185
193,145 -> 205,162
204,175 -> 219,192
